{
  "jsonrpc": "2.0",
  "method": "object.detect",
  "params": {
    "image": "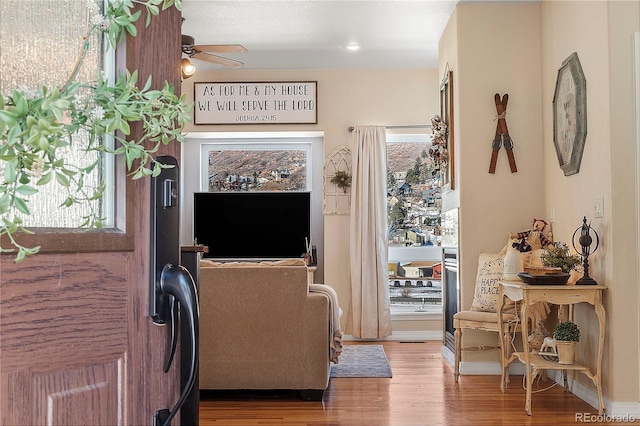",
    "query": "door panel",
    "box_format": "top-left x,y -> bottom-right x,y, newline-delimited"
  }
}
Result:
1,254 -> 129,425
0,5 -> 183,425
32,360 -> 124,426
